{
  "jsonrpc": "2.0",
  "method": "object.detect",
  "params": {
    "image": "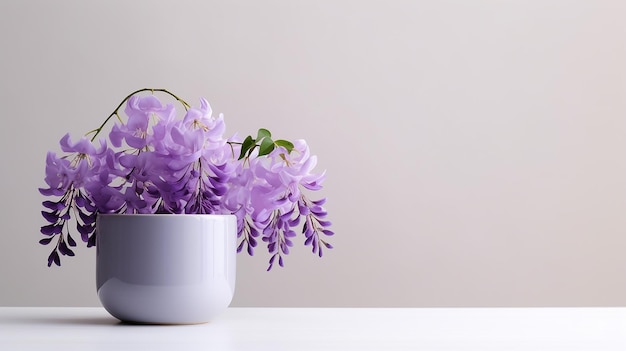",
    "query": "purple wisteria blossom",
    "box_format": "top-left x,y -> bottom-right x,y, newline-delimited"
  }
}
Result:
39,89 -> 332,270
39,134 -> 107,265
